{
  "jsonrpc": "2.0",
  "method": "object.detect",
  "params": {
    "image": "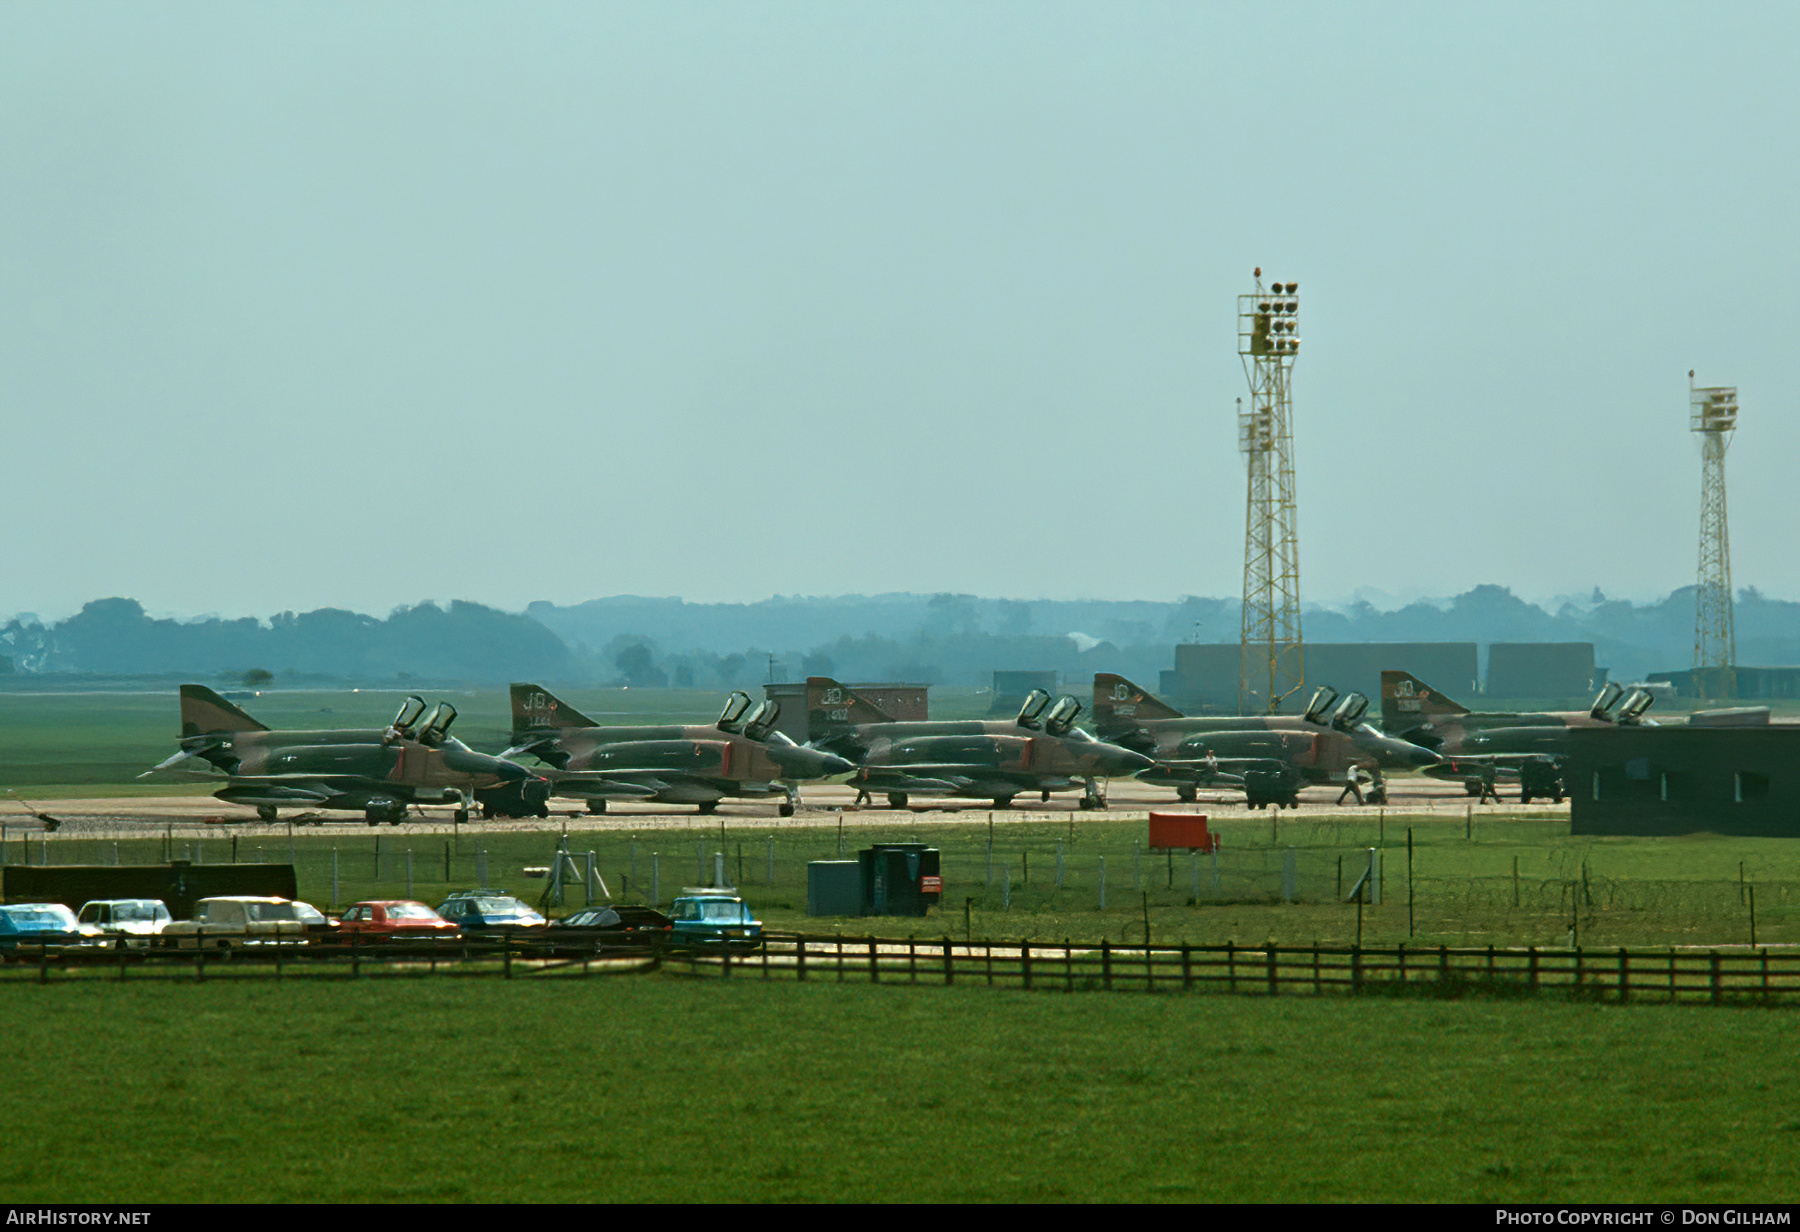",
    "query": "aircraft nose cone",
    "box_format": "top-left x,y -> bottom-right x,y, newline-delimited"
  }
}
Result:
1401,741 -> 1442,768
1105,747 -> 1157,776
449,747 -> 528,780
772,747 -> 857,778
